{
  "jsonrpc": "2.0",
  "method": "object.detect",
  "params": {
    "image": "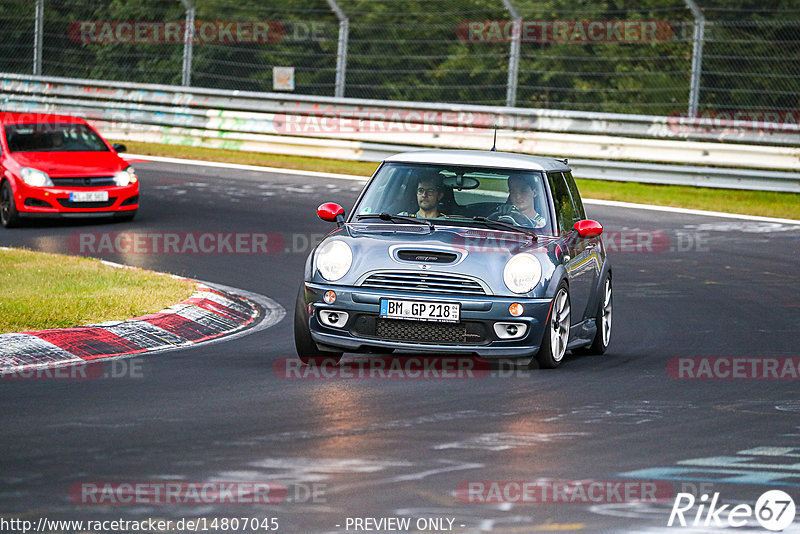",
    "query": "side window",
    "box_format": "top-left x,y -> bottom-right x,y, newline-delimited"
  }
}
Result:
547,172 -> 576,234
563,171 -> 586,221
